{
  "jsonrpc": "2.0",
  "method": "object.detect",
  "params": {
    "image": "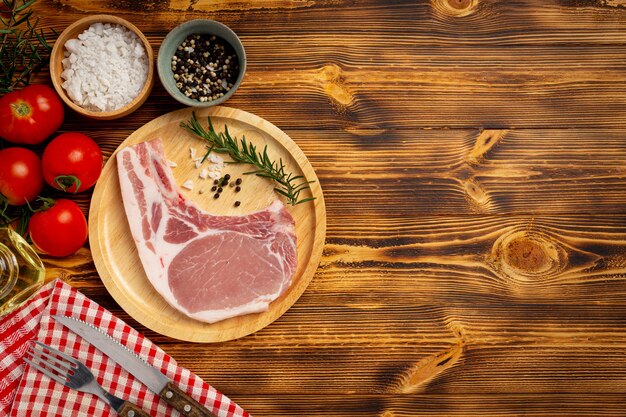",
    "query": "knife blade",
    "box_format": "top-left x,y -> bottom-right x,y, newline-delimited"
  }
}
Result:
53,315 -> 217,417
